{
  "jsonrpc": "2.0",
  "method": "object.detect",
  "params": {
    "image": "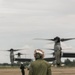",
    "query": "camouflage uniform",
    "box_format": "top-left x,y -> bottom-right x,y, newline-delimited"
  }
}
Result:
29,59 -> 52,75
